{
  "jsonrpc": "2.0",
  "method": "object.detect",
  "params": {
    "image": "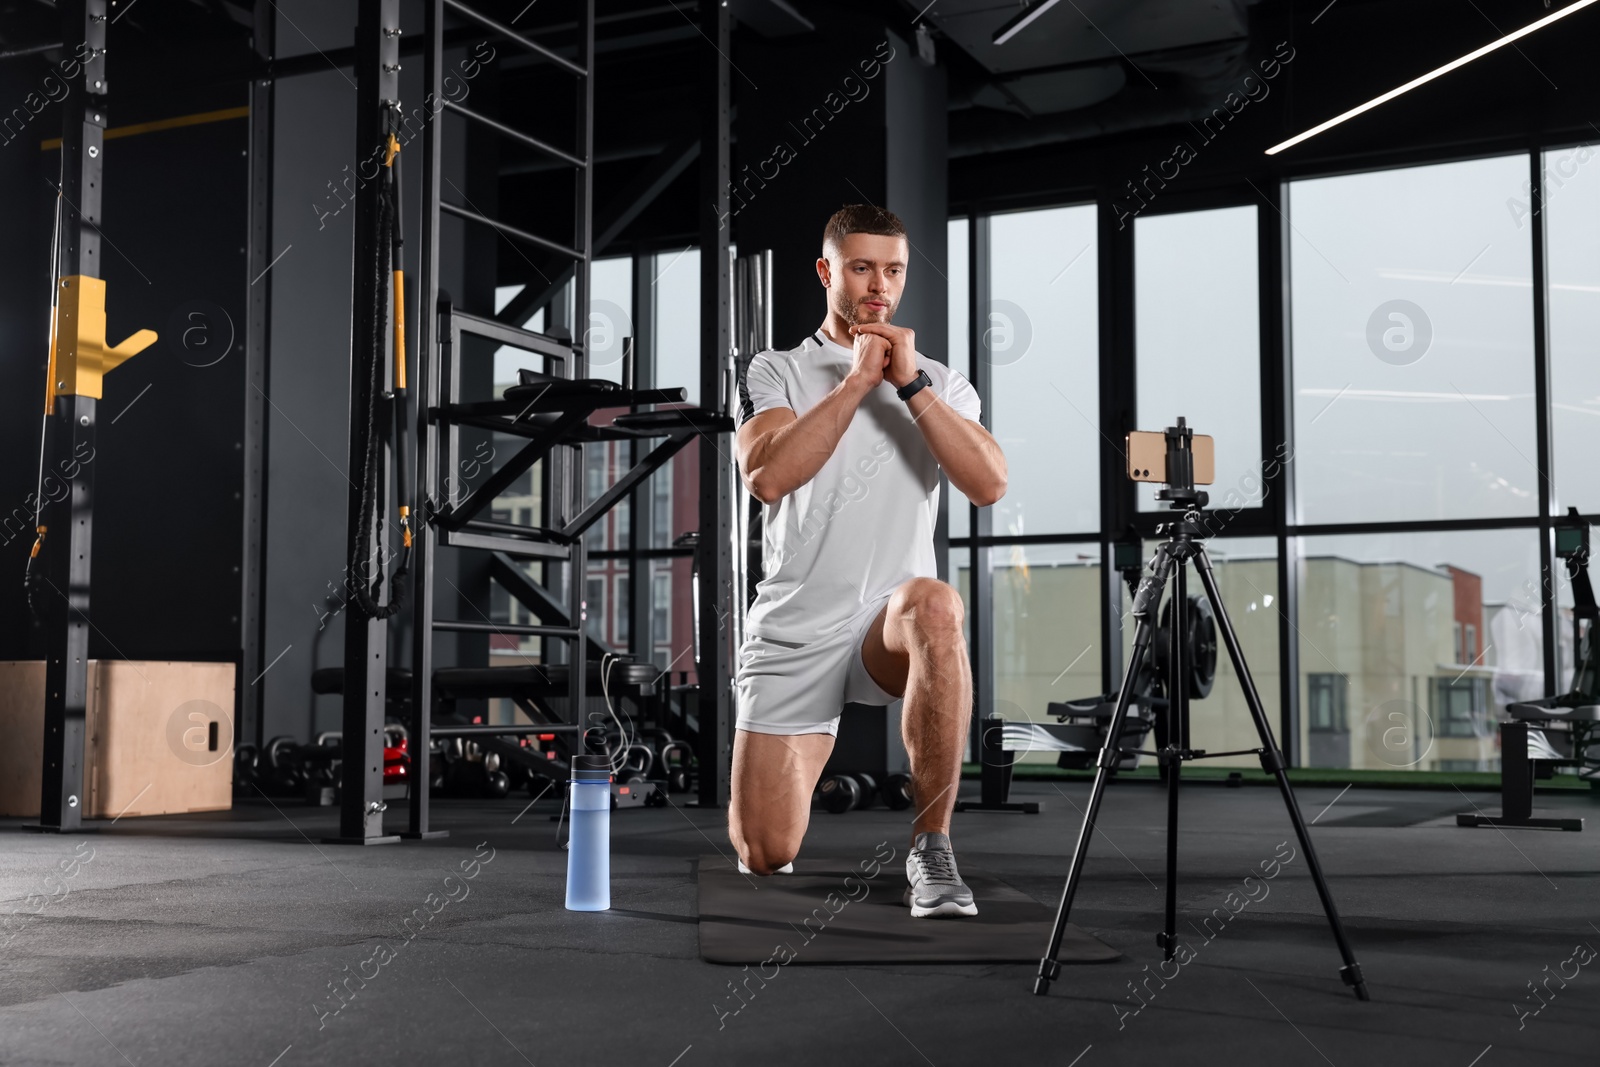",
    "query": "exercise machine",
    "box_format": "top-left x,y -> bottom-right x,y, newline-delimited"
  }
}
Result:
1457,507 -> 1597,831
956,532 -> 1212,812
